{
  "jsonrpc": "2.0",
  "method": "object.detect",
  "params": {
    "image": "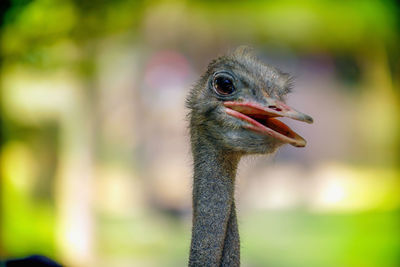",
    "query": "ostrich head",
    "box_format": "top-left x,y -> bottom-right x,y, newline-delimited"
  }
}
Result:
187,47 -> 313,155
